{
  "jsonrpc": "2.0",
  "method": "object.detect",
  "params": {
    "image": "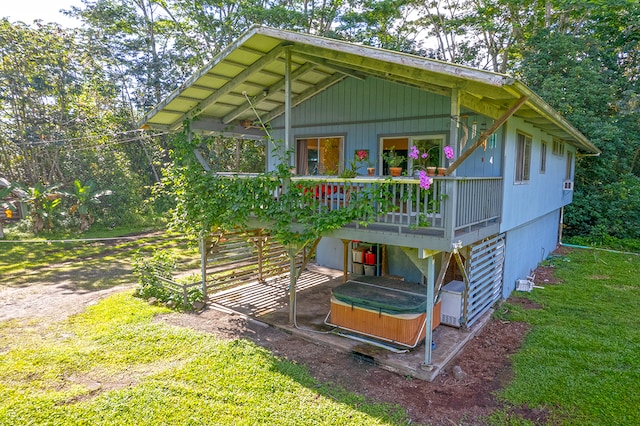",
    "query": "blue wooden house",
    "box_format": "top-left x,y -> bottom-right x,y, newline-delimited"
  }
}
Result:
140,27 -> 599,365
